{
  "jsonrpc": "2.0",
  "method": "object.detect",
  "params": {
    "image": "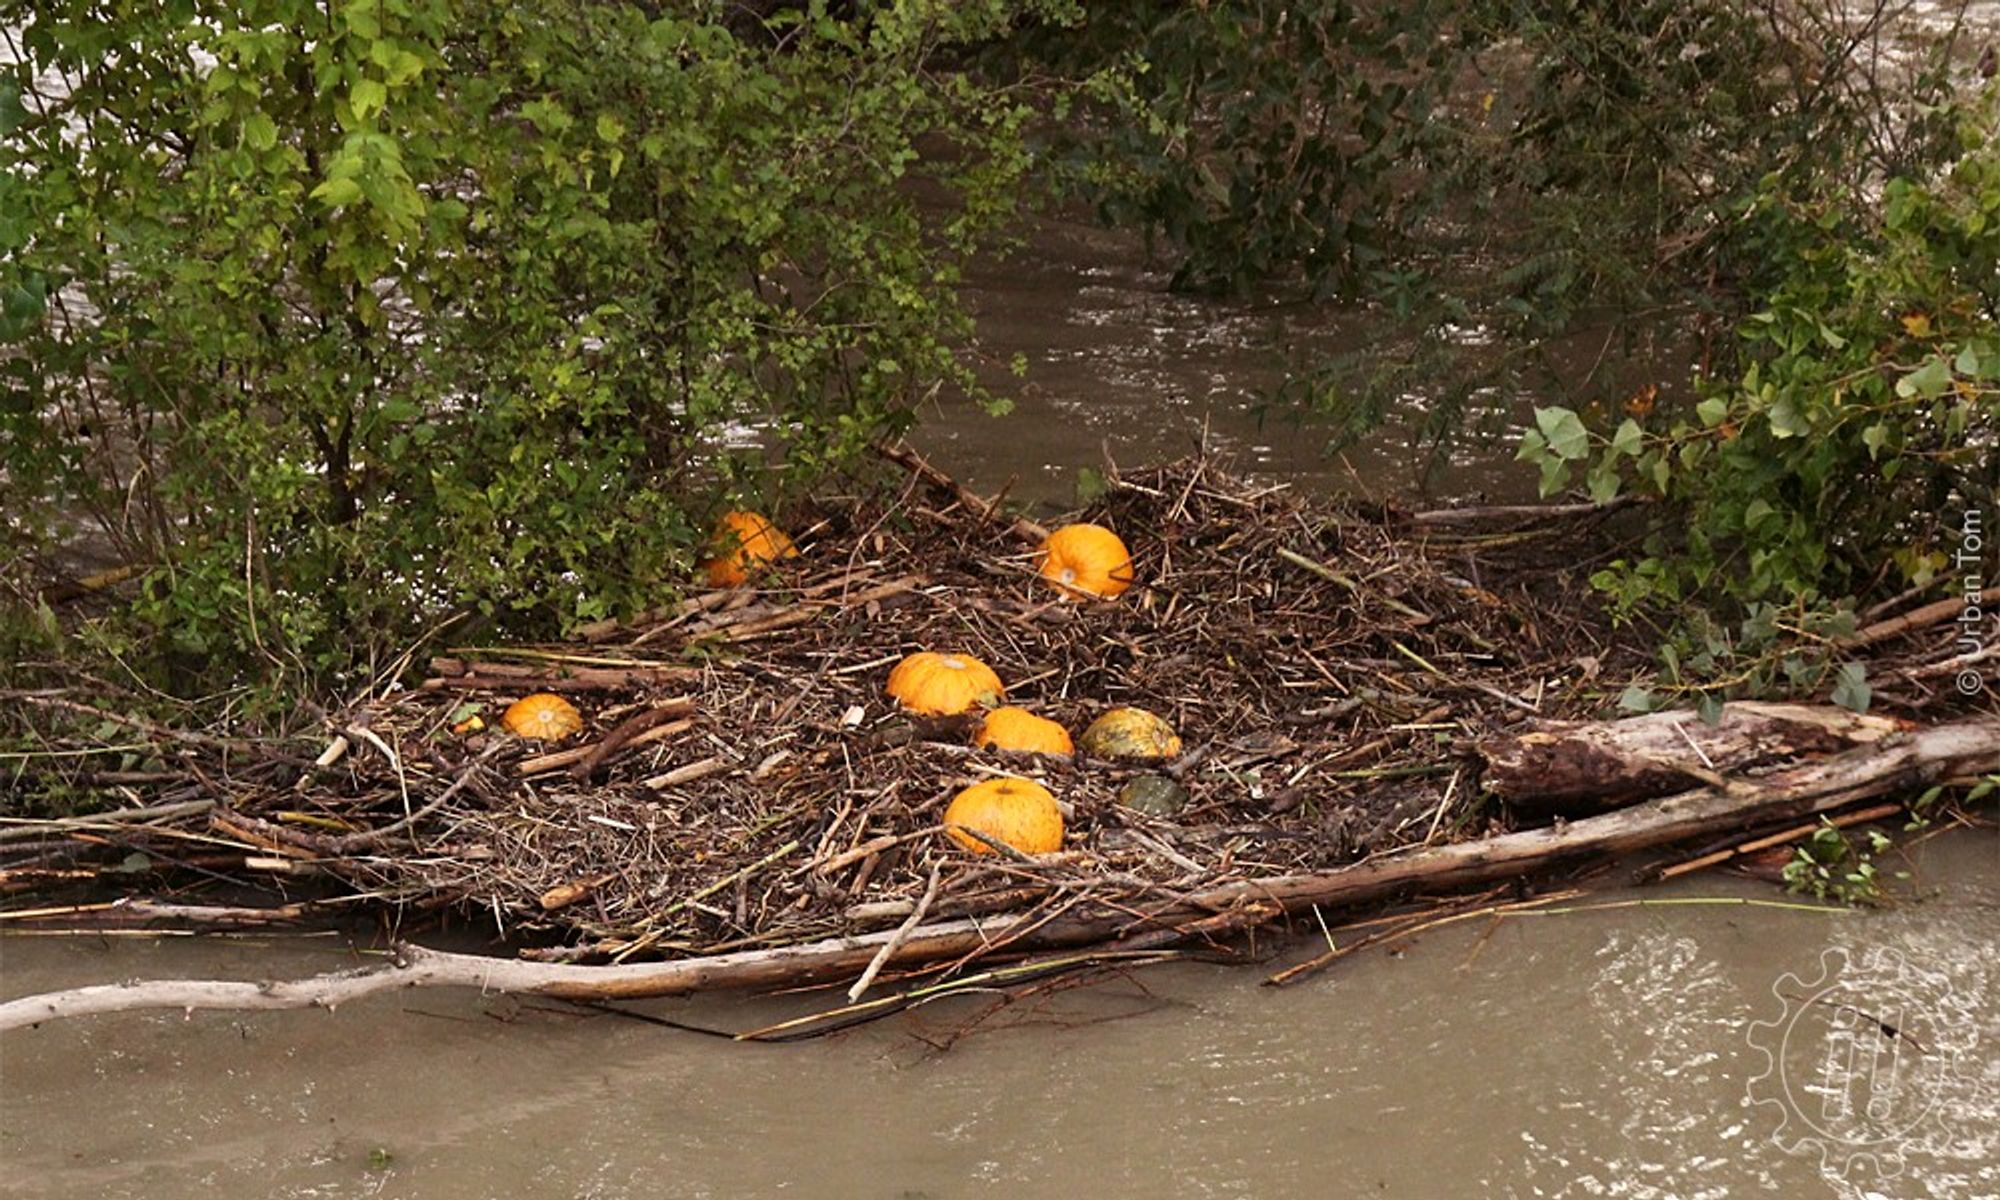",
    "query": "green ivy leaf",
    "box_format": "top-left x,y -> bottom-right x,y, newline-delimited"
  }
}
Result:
1533,406 -> 1590,461
1694,693 -> 1725,726
1766,398 -> 1808,438
1537,454 -> 1571,498
1831,662 -> 1871,714
1894,356 -> 1952,399
1516,426 -> 1548,461
1743,498 -> 1776,533
1610,418 -> 1643,458
1586,460 -> 1621,503
1861,422 -> 1889,459
1695,396 -> 1729,427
